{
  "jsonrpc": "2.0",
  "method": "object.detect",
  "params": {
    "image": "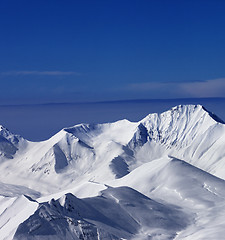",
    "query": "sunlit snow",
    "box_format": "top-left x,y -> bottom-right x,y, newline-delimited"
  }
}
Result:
0,105 -> 225,239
